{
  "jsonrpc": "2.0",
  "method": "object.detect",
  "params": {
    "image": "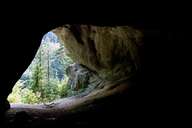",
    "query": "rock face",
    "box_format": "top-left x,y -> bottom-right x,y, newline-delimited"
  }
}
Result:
53,25 -> 143,86
66,63 -> 103,96
66,64 -> 93,91
4,25 -> 144,128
